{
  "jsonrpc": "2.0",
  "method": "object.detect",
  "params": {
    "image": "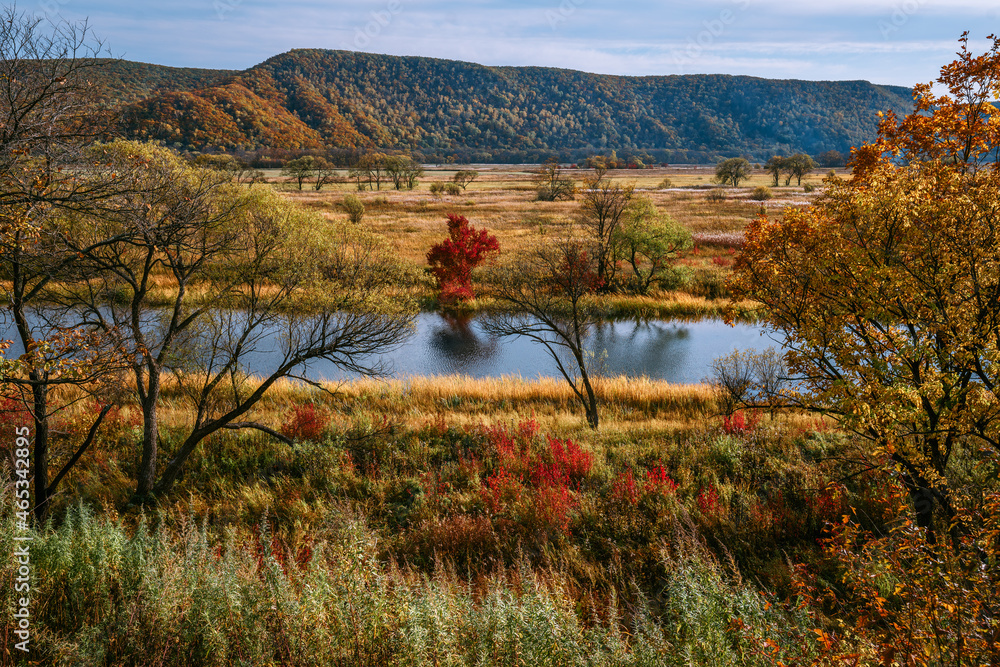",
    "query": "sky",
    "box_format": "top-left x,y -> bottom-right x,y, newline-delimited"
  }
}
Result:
30,0 -> 1000,87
